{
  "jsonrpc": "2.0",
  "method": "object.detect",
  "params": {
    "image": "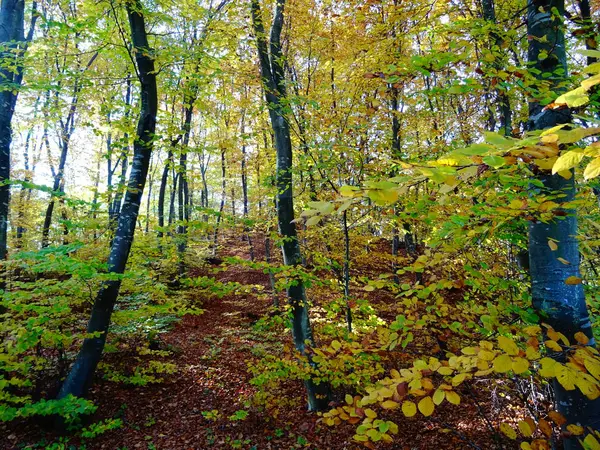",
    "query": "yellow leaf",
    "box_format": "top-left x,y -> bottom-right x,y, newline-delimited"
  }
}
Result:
364,408 -> 377,419
452,373 -> 468,386
555,86 -> 589,107
539,357 -> 558,378
545,340 -> 562,352
521,443 -> 532,450
523,325 -> 541,336
500,423 -> 517,440
498,335 -> 519,356
437,366 -> 454,376
432,388 -> 445,405
556,364 -> 577,390
381,400 -> 399,409
518,420 -> 534,437
345,394 -> 353,405
493,354 -> 513,373
548,240 -> 558,251
512,357 -> 530,374
566,424 -> 584,436
583,434 -> 600,450
557,257 -> 570,265
418,396 -> 435,417
401,401 -> 416,418
584,157 -> 600,180
445,391 -> 460,405
565,276 -> 582,285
